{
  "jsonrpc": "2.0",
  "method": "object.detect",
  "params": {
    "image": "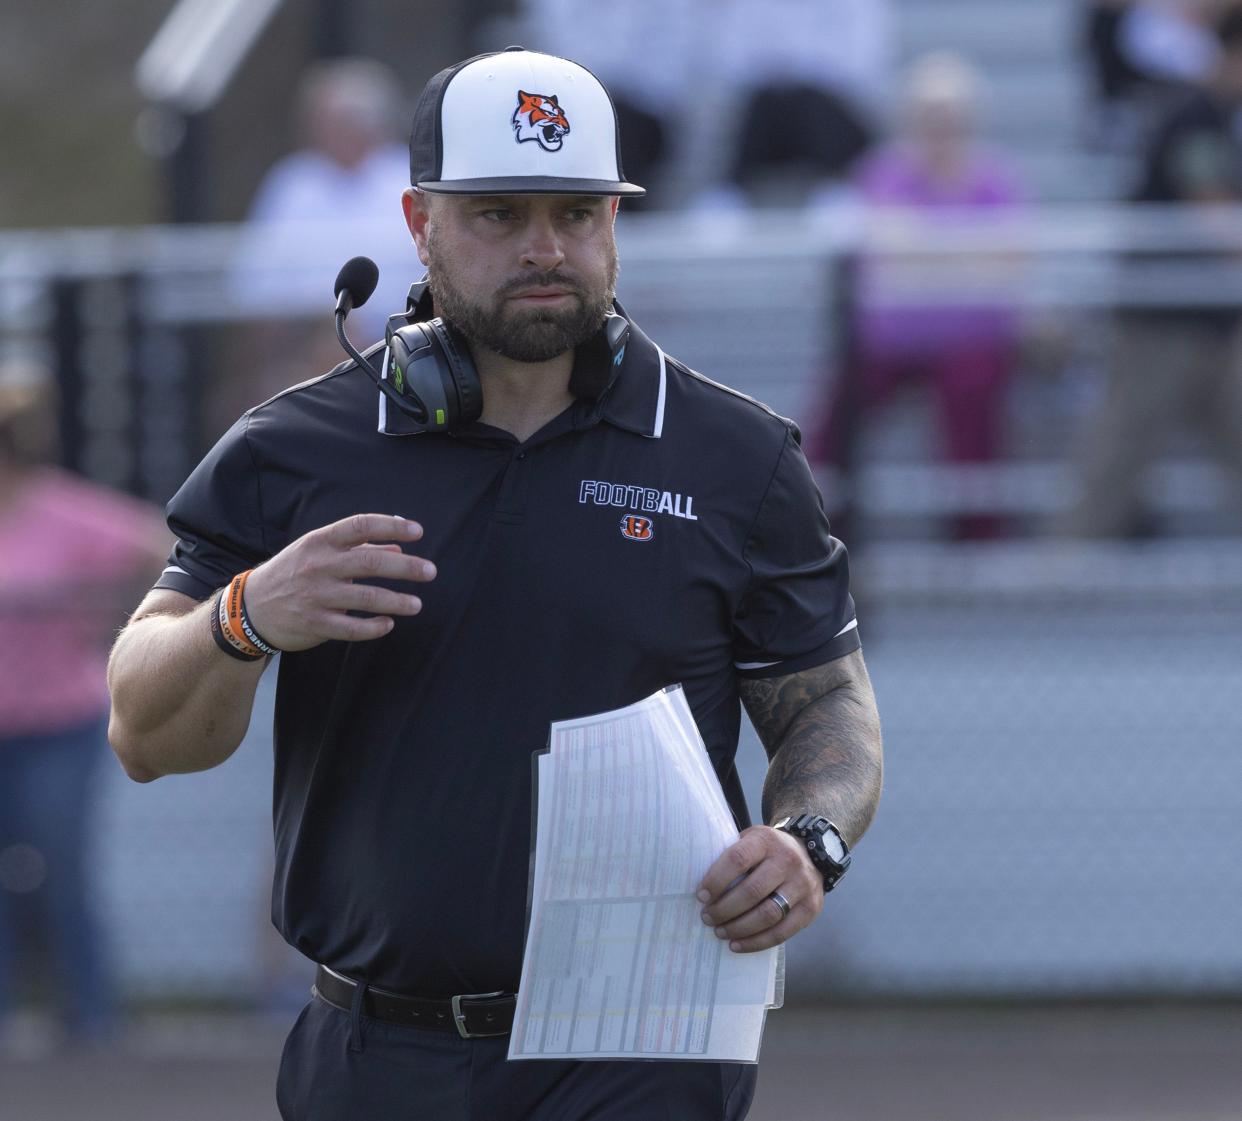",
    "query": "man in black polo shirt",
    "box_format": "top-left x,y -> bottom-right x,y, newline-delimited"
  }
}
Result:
108,48 -> 883,1121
